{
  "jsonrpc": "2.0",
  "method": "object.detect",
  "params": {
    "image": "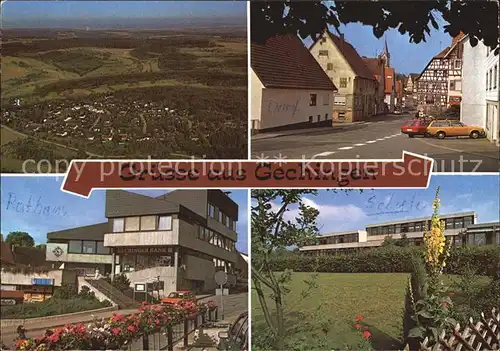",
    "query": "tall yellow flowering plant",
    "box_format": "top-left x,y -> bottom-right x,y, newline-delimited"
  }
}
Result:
423,187 -> 451,293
